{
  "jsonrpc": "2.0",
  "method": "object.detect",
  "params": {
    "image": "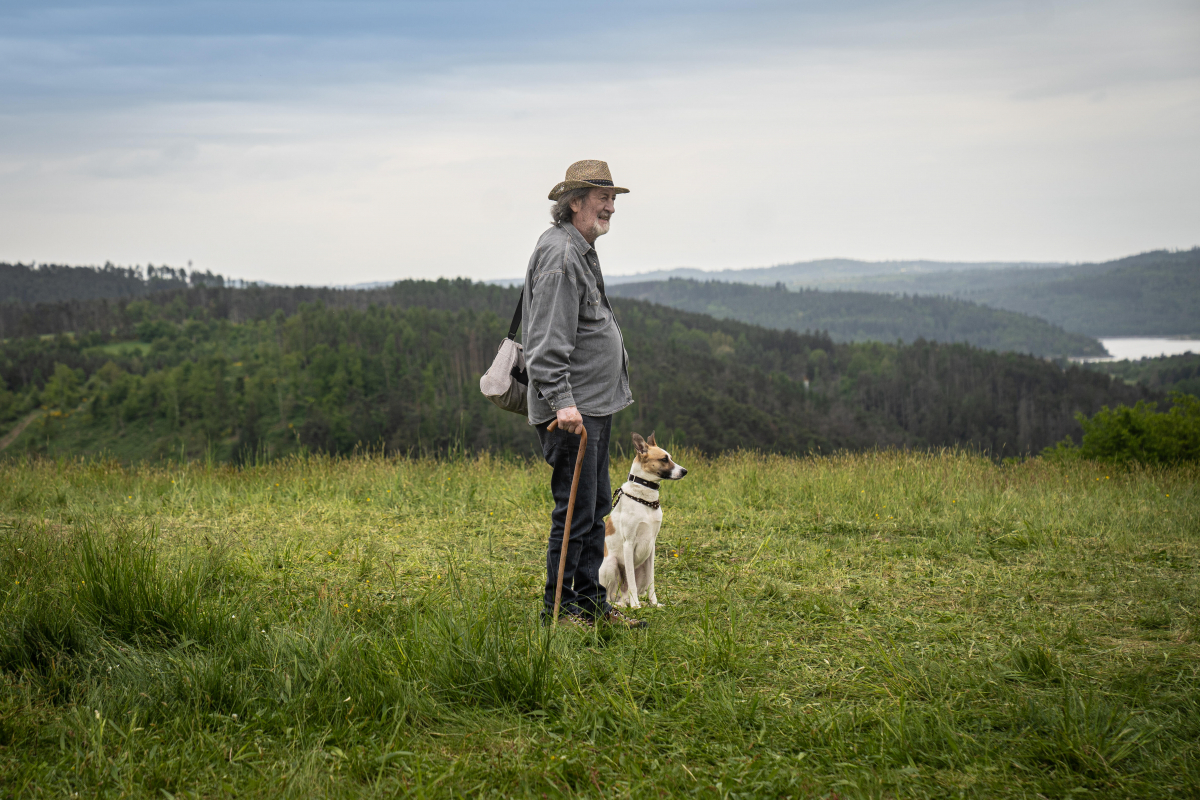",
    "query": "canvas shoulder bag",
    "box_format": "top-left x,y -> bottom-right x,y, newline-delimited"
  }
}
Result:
479,290 -> 529,415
